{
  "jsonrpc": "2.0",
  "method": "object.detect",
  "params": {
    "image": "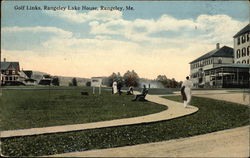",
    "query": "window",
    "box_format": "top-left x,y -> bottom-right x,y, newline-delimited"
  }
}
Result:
247,46 -> 250,56
247,33 -> 249,41
237,37 -> 240,45
6,71 -> 9,75
237,49 -> 240,58
218,58 -> 222,64
242,47 -> 246,57
242,35 -> 246,43
247,59 -> 249,64
10,77 -> 12,81
242,60 -> 246,64
12,70 -> 15,74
